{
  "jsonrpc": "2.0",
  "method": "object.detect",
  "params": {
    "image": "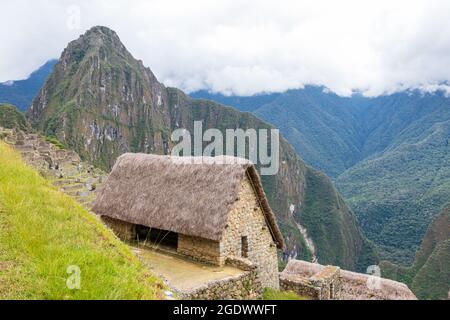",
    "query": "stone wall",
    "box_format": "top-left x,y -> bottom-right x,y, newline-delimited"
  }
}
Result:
279,275 -> 321,299
101,216 -> 136,242
339,269 -> 417,300
177,234 -> 221,265
182,269 -> 262,300
280,265 -> 341,300
220,176 -> 280,289
309,266 -> 341,299
280,259 -> 416,300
